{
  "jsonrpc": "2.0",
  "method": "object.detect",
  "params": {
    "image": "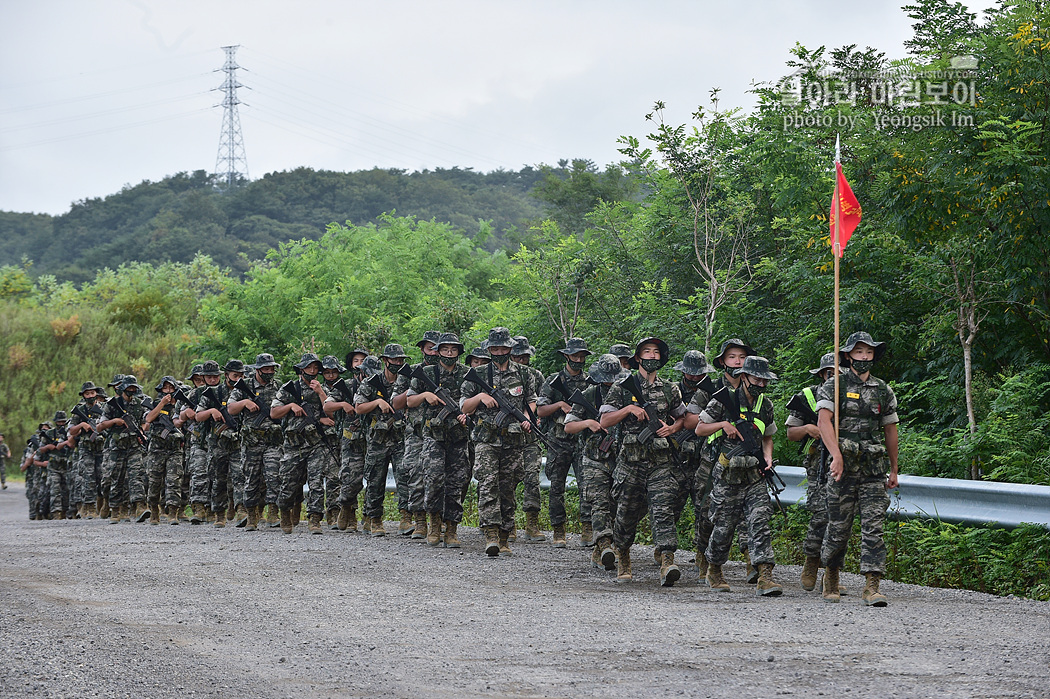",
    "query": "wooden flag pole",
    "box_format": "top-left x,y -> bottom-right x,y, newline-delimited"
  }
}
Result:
833,135 -> 842,445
